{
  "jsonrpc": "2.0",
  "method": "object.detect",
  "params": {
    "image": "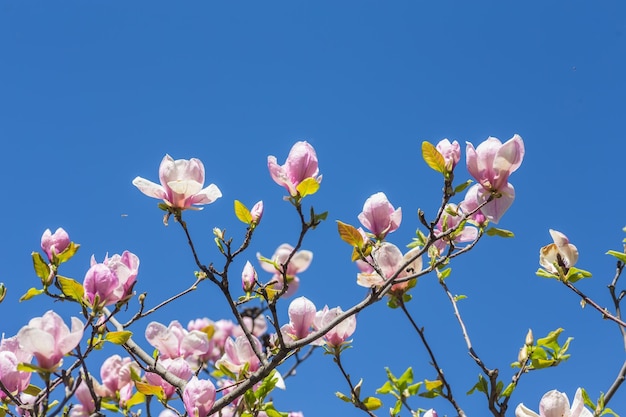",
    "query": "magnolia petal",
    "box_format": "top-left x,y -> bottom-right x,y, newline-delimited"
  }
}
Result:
570,388 -> 593,417
188,184 -> 223,206
289,250 -> 313,274
479,183 -> 515,224
514,403 -> 540,417
132,177 -> 167,200
356,272 -> 385,288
